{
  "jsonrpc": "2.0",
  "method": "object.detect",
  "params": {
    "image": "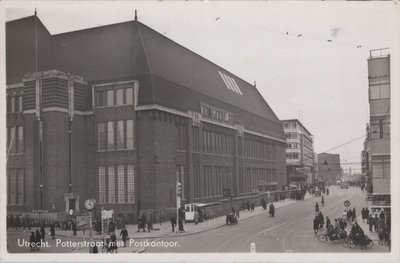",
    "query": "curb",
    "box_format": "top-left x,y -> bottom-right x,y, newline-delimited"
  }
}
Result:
37,197 -> 316,241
